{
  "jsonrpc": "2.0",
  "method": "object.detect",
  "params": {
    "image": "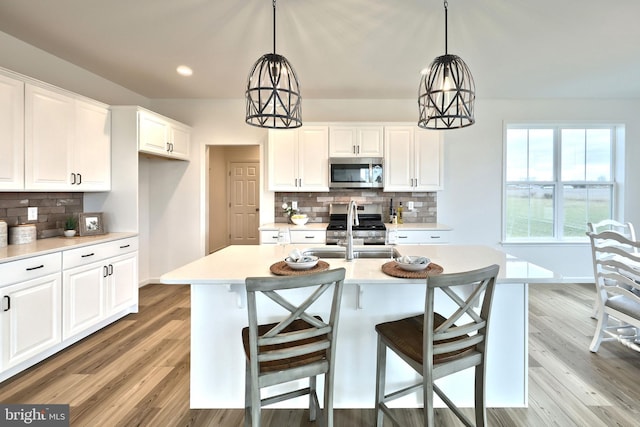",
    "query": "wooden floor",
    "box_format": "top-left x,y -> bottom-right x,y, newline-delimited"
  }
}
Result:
1,282 -> 639,426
